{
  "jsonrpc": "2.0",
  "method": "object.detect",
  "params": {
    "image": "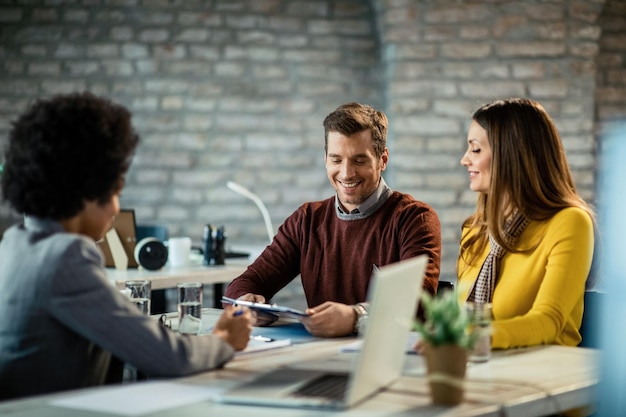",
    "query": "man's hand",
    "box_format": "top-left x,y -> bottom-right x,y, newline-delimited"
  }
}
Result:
212,305 -> 253,351
233,293 -> 277,327
301,301 -> 355,337
237,293 -> 266,303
